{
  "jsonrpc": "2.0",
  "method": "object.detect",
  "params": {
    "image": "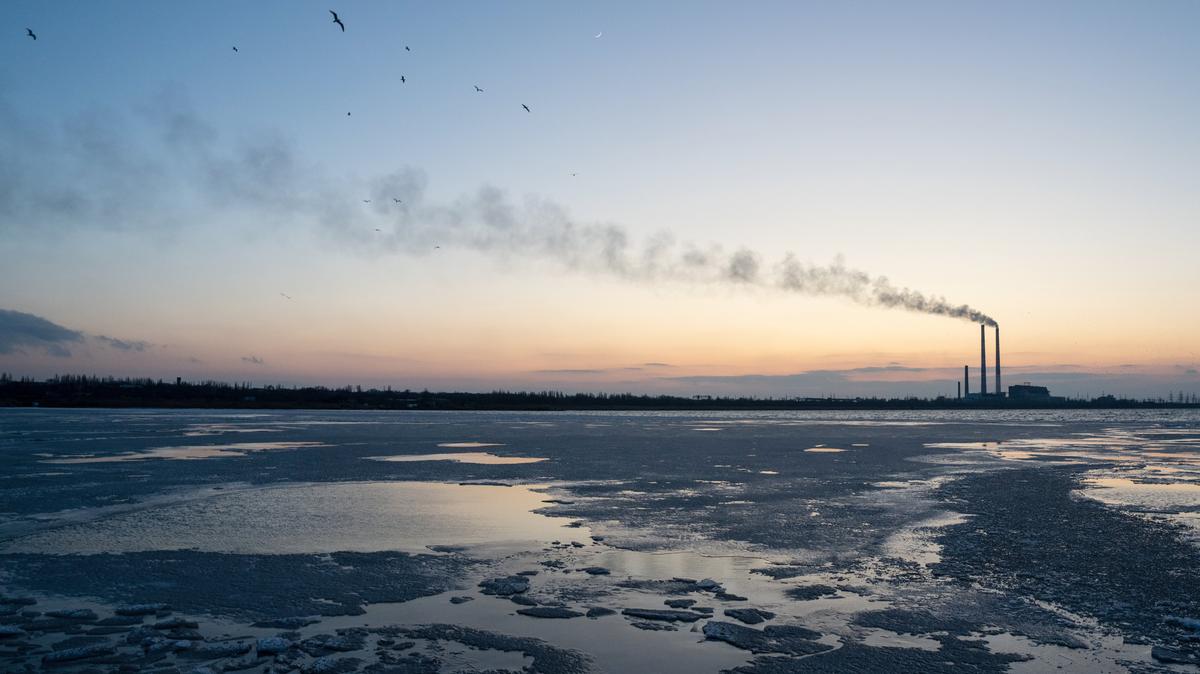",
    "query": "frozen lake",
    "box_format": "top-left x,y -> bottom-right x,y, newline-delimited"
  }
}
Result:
2,408 -> 1200,673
